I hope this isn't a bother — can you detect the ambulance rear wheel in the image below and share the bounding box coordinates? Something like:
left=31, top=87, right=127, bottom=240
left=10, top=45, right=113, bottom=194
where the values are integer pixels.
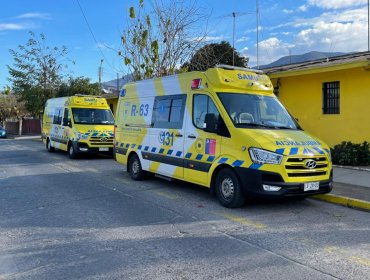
left=129, top=154, right=146, bottom=180
left=215, top=168, right=245, bottom=208
left=47, top=138, right=55, bottom=152
left=68, top=143, right=78, bottom=159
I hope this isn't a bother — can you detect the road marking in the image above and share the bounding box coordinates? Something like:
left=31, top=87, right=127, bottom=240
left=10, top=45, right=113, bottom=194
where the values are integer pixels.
left=350, top=256, right=370, bottom=267
left=153, top=190, right=179, bottom=200
left=218, top=213, right=267, bottom=229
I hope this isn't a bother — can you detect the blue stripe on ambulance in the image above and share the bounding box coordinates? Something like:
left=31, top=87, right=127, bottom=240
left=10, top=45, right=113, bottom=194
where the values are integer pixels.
left=218, top=157, right=228, bottom=164
left=196, top=154, right=203, bottom=160
left=232, top=160, right=244, bottom=167
left=207, top=156, right=215, bottom=162
left=249, top=163, right=263, bottom=169
left=289, top=147, right=298, bottom=155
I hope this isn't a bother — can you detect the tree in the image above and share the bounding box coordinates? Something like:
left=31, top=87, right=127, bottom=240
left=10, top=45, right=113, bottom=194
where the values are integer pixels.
left=0, top=92, right=27, bottom=127
left=119, top=0, right=208, bottom=80
left=57, top=76, right=100, bottom=97
left=7, top=32, right=70, bottom=116
left=185, top=41, right=248, bottom=72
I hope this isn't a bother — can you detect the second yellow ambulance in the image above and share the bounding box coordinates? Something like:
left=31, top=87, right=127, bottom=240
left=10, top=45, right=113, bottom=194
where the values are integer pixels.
left=114, top=65, right=333, bottom=208
left=42, top=95, right=115, bottom=158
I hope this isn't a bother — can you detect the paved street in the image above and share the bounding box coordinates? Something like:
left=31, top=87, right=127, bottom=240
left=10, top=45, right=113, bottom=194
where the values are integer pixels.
left=0, top=139, right=369, bottom=280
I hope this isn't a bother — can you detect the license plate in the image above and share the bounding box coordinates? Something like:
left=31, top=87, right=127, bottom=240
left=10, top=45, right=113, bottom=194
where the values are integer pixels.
left=99, top=147, right=109, bottom=152
left=304, top=182, right=319, bottom=191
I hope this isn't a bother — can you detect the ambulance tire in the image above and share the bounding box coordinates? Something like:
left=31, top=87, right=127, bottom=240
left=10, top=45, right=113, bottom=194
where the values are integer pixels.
left=46, top=138, right=55, bottom=152
left=128, top=154, right=146, bottom=180
left=215, top=168, right=245, bottom=208
left=68, top=142, right=78, bottom=159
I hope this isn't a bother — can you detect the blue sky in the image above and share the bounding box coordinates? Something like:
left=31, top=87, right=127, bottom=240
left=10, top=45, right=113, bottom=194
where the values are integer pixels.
left=1, top=0, right=369, bottom=87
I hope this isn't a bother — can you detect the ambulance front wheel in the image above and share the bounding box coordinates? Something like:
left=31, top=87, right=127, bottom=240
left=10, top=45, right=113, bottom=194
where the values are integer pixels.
left=128, top=154, right=146, bottom=180
left=46, top=138, right=55, bottom=152
left=215, top=168, right=245, bottom=208
left=68, top=142, right=78, bottom=159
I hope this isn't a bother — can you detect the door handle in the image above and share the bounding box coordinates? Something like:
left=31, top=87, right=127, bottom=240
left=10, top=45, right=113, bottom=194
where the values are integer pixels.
left=176, top=133, right=183, bottom=137
left=188, top=134, right=196, bottom=139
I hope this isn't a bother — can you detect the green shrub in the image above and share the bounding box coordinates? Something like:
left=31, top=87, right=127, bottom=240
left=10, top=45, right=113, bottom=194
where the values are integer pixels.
left=331, top=141, right=370, bottom=166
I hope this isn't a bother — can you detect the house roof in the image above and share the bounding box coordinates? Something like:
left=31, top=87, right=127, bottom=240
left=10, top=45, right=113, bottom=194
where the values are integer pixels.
left=264, top=51, right=370, bottom=78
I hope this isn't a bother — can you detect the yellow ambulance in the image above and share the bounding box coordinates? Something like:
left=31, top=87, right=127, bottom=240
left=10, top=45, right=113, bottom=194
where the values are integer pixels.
left=114, top=65, right=333, bottom=208
left=42, top=95, right=115, bottom=158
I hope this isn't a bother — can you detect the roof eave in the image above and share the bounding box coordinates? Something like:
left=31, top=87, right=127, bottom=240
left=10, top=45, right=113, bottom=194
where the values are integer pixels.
left=267, top=60, right=370, bottom=79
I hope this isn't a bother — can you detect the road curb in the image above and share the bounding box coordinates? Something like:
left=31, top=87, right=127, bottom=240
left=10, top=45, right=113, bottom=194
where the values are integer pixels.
left=312, top=194, right=370, bottom=212
left=333, top=165, right=370, bottom=172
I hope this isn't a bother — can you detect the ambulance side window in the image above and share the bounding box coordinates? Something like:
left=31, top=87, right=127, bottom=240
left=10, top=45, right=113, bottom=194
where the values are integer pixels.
left=193, top=94, right=220, bottom=129
left=152, top=94, right=186, bottom=129
left=53, top=108, right=63, bottom=125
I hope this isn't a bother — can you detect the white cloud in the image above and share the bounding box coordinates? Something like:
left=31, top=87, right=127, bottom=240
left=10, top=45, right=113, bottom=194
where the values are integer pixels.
left=17, top=12, right=51, bottom=20
left=0, top=23, right=26, bottom=31
left=242, top=37, right=295, bottom=66
left=298, top=5, right=308, bottom=12
left=247, top=5, right=368, bottom=67
left=307, top=0, right=367, bottom=9
left=282, top=9, right=294, bottom=14
left=236, top=36, right=249, bottom=43
left=296, top=20, right=367, bottom=52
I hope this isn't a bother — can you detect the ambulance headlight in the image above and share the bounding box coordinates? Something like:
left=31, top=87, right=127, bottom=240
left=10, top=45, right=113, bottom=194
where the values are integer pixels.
left=249, top=148, right=283, bottom=165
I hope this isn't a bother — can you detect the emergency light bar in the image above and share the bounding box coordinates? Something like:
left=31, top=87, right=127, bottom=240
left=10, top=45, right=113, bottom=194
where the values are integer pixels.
left=215, top=64, right=264, bottom=74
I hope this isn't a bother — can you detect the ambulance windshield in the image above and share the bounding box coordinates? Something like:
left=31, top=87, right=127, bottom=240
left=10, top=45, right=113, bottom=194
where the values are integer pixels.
left=218, top=93, right=300, bottom=130
left=72, top=108, right=114, bottom=125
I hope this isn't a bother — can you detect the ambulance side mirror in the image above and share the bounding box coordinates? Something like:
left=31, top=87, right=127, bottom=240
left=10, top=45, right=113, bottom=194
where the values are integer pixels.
left=204, top=113, right=218, bottom=133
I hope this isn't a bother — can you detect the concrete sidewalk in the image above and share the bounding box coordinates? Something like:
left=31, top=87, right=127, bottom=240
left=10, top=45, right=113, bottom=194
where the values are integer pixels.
left=312, top=166, right=370, bottom=211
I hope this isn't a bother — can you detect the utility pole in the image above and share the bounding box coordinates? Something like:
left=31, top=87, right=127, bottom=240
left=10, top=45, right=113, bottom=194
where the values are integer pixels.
left=98, top=59, right=104, bottom=91
left=367, top=0, right=370, bottom=51
left=116, top=73, right=120, bottom=93
left=232, top=12, right=236, bottom=66
left=256, top=0, right=259, bottom=69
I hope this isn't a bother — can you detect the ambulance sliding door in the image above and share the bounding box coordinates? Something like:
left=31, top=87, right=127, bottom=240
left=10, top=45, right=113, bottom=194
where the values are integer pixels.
left=184, top=93, right=222, bottom=186
left=148, top=94, right=186, bottom=179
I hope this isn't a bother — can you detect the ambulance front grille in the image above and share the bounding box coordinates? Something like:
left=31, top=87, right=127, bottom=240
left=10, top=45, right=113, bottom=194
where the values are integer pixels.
left=285, top=156, right=328, bottom=178
left=89, top=136, right=114, bottom=146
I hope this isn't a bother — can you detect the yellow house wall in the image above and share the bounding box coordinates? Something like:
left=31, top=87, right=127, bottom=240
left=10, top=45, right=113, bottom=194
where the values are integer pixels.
left=271, top=67, right=370, bottom=147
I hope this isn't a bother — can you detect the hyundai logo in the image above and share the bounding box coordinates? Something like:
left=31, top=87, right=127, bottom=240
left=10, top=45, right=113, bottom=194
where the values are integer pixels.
left=305, top=159, right=317, bottom=169
left=100, top=137, right=107, bottom=142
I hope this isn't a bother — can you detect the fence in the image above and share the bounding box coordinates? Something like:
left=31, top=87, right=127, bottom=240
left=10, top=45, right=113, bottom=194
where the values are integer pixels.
left=5, top=119, right=41, bottom=135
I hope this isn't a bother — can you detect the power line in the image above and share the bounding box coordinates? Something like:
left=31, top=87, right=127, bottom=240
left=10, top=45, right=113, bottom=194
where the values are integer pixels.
left=74, top=0, right=119, bottom=75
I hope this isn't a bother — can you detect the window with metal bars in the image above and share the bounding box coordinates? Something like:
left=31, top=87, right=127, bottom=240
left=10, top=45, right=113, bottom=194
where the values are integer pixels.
left=322, top=81, right=340, bottom=114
